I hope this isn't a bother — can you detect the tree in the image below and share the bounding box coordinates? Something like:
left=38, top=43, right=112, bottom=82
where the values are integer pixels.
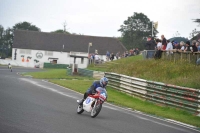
left=118, top=12, right=158, bottom=50
left=51, top=21, right=71, bottom=34
left=0, top=25, right=13, bottom=58
left=0, top=22, right=41, bottom=57
left=13, top=21, right=41, bottom=31
left=189, top=28, right=200, bottom=40
left=51, top=29, right=70, bottom=34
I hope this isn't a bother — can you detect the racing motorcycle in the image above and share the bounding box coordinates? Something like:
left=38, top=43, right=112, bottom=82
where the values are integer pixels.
left=76, top=87, right=107, bottom=118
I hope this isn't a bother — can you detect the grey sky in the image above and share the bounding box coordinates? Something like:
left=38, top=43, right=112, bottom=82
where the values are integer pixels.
left=0, top=0, right=200, bottom=39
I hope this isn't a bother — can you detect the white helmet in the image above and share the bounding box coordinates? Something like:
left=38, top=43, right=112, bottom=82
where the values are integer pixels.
left=100, top=77, right=108, bottom=87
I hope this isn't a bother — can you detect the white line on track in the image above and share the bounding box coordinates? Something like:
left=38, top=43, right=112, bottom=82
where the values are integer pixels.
left=20, top=78, right=78, bottom=99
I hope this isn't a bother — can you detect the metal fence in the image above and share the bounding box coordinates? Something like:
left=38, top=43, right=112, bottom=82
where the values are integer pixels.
left=105, top=72, right=200, bottom=116
left=142, top=50, right=200, bottom=64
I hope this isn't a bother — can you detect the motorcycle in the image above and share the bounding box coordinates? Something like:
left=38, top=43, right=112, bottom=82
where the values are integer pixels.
left=76, top=87, right=107, bottom=118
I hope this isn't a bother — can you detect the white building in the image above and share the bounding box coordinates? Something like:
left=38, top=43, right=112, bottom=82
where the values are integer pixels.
left=12, top=30, right=127, bottom=68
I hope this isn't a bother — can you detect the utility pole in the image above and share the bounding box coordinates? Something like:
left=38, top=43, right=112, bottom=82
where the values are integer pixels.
left=63, top=21, right=67, bottom=32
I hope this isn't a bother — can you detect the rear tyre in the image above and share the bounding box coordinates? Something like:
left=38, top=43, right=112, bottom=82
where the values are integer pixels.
left=91, top=103, right=102, bottom=118
left=77, top=105, right=84, bottom=114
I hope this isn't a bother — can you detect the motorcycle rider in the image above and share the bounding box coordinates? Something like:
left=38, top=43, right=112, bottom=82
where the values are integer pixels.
left=79, top=77, right=108, bottom=105
left=8, top=63, right=12, bottom=72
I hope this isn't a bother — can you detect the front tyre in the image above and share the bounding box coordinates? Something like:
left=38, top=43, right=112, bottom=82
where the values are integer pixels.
left=77, top=105, right=84, bottom=114
left=91, top=103, right=102, bottom=118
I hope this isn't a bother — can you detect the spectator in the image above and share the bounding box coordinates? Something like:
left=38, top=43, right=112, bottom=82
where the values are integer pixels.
left=125, top=51, right=129, bottom=57
left=197, top=42, right=200, bottom=52
left=161, top=35, right=167, bottom=50
left=154, top=39, right=162, bottom=59
left=110, top=53, right=114, bottom=61
left=180, top=41, right=185, bottom=51
left=135, top=48, right=139, bottom=55
left=166, top=40, right=173, bottom=54
left=94, top=53, right=100, bottom=64
left=145, top=36, right=156, bottom=58
left=116, top=52, right=119, bottom=59
left=129, top=49, right=134, bottom=56
left=106, top=51, right=110, bottom=61
left=88, top=53, right=92, bottom=64
left=156, top=39, right=162, bottom=50
left=171, top=40, right=175, bottom=49
left=184, top=41, right=191, bottom=52
left=191, top=40, right=198, bottom=53
left=173, top=41, right=181, bottom=49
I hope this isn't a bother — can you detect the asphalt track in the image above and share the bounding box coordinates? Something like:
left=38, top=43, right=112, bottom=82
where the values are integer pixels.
left=0, top=66, right=199, bottom=133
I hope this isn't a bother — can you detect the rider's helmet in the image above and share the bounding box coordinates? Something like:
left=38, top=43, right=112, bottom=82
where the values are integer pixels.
left=100, top=77, right=108, bottom=88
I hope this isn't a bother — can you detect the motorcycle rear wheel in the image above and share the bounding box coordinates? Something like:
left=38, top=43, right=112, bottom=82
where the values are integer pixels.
left=91, top=103, right=102, bottom=118
left=77, top=105, right=84, bottom=114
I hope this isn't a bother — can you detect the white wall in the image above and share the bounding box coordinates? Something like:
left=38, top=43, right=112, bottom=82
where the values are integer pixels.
left=11, top=48, right=106, bottom=68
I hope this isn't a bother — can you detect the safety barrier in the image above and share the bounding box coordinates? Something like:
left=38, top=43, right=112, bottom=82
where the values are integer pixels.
left=105, top=72, right=147, bottom=98
left=105, top=72, right=200, bottom=115
left=44, top=63, right=69, bottom=69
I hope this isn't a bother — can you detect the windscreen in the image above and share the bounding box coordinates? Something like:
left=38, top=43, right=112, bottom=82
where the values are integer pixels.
left=96, top=87, right=107, bottom=101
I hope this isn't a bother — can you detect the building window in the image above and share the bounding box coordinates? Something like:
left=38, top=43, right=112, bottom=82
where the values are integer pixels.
left=20, top=49, right=31, bottom=55
left=45, top=51, right=53, bottom=56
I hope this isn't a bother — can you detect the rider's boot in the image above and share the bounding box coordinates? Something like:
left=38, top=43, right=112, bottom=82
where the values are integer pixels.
left=79, top=99, right=85, bottom=105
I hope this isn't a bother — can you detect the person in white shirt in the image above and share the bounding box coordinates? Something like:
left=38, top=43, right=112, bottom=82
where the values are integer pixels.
left=154, top=39, right=162, bottom=59
left=166, top=40, right=173, bottom=54
left=94, top=53, right=100, bottom=64
left=180, top=41, right=185, bottom=51
left=157, top=40, right=162, bottom=50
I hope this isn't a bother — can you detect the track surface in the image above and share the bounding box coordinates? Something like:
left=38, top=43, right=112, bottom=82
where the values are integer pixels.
left=0, top=66, right=199, bottom=133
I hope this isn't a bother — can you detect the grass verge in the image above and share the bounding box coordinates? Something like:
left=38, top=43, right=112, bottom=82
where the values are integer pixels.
left=22, top=69, right=200, bottom=127
left=88, top=55, right=200, bottom=89
left=49, top=79, right=200, bottom=127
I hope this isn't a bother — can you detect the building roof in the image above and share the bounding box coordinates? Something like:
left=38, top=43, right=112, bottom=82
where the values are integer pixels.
left=13, top=30, right=127, bottom=55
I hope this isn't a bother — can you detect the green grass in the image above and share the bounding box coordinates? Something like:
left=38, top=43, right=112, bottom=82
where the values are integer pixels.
left=21, top=58, right=200, bottom=127
left=88, top=55, right=200, bottom=89
left=23, top=69, right=95, bottom=80
left=48, top=79, right=200, bottom=127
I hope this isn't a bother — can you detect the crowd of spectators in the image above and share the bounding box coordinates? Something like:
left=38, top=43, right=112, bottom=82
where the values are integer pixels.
left=88, top=48, right=140, bottom=64
left=145, top=34, right=200, bottom=59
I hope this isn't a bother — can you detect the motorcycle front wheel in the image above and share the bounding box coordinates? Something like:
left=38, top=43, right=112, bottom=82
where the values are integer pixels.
left=91, top=103, right=102, bottom=118
left=77, top=104, right=84, bottom=114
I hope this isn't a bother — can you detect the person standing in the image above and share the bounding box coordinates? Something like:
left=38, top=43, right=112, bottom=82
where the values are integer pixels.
left=184, top=41, right=191, bottom=52
left=116, top=52, right=119, bottom=59
left=154, top=39, right=162, bottom=59
left=191, top=40, right=198, bottom=53
left=145, top=36, right=156, bottom=58
left=166, top=40, right=173, bottom=54
left=94, top=53, right=100, bottom=64
left=110, top=53, right=114, bottom=61
left=106, top=51, right=110, bottom=61
left=197, top=42, right=200, bottom=52
left=161, top=35, right=167, bottom=50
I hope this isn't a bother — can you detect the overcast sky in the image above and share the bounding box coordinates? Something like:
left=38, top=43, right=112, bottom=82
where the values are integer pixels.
left=0, top=0, right=200, bottom=39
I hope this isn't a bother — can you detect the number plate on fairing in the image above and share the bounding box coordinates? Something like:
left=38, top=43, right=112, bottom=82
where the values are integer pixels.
left=83, top=97, right=95, bottom=112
